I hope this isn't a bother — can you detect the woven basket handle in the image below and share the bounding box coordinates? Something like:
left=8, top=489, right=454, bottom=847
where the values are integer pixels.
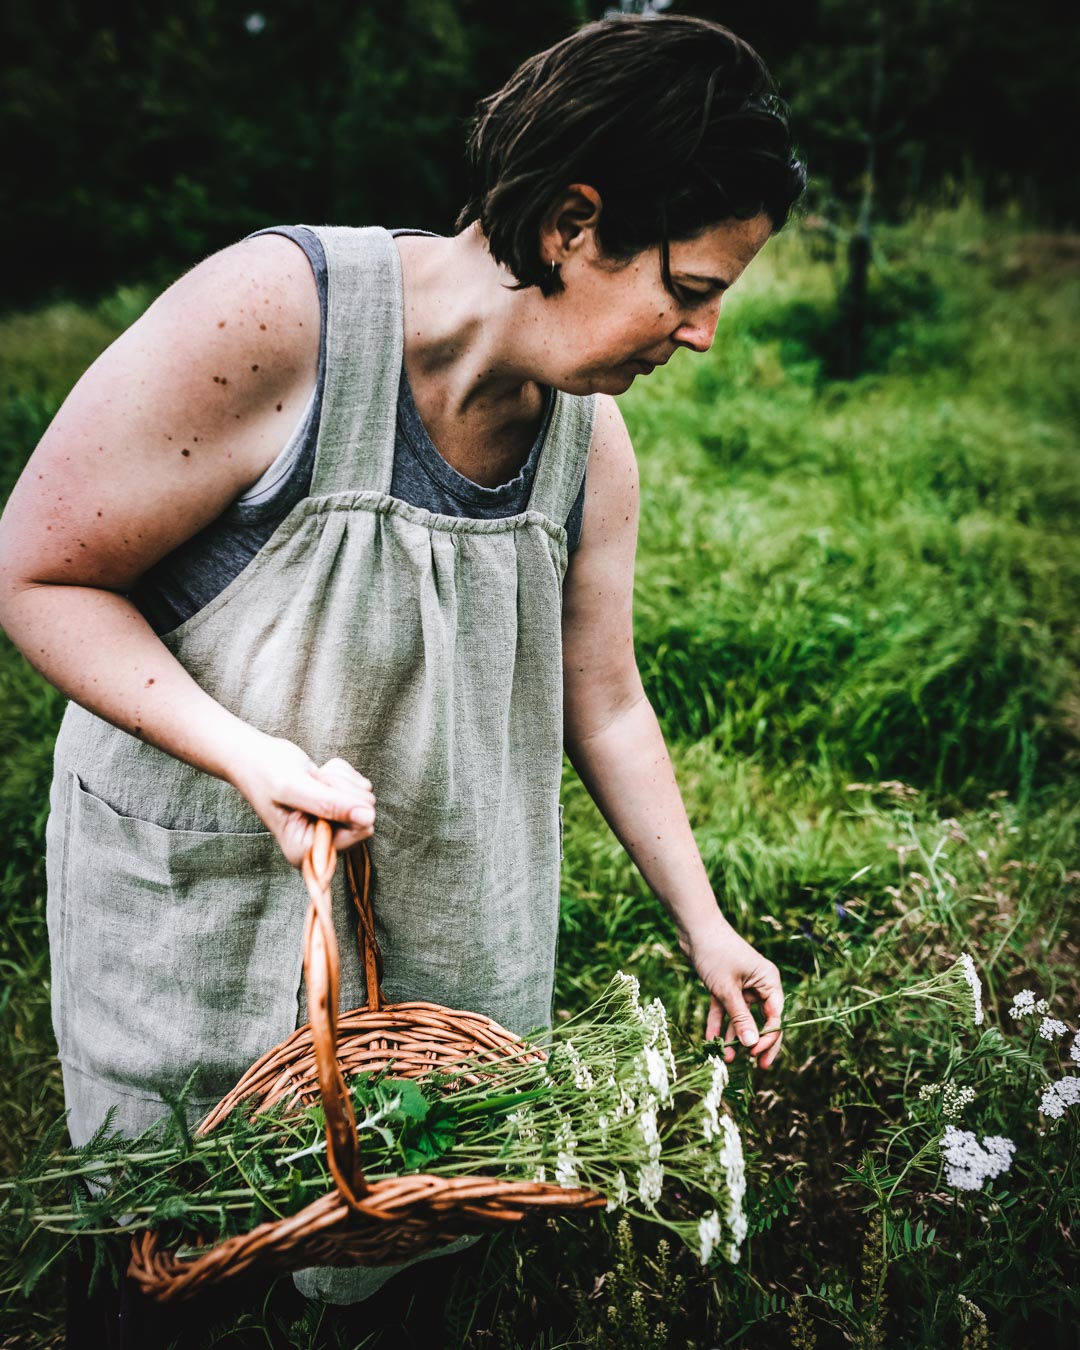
left=301, top=822, right=381, bottom=1212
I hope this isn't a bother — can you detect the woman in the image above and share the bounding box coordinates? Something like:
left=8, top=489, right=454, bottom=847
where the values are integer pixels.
left=0, top=9, right=803, bottom=1325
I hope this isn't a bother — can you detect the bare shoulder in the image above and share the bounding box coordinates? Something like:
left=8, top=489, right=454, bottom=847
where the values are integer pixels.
left=0, top=233, right=322, bottom=592
left=590, top=393, right=635, bottom=463
left=562, top=396, right=640, bottom=695
left=131, top=231, right=321, bottom=411
left=578, top=394, right=639, bottom=549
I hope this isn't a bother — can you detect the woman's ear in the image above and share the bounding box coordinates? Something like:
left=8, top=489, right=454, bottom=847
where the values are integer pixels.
left=540, top=184, right=603, bottom=265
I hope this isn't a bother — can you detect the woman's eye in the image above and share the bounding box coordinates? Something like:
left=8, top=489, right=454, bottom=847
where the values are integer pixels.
left=677, top=287, right=711, bottom=306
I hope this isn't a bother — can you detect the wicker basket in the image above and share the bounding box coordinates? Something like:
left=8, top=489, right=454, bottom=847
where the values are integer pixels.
left=128, top=821, right=604, bottom=1302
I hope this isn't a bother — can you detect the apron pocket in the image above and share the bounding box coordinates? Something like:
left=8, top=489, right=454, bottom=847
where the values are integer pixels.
left=55, top=772, right=305, bottom=1104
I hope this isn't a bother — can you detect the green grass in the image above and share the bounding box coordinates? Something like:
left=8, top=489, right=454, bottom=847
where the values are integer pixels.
left=1, top=200, right=1078, bottom=1346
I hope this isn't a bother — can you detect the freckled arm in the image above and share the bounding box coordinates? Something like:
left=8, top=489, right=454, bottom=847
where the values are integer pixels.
left=0, top=236, right=313, bottom=765
left=0, top=236, right=377, bottom=862
left=562, top=395, right=784, bottom=1066
left=562, top=396, right=726, bottom=948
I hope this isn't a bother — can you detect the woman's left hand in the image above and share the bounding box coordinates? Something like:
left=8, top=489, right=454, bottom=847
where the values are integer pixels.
left=683, top=913, right=784, bottom=1070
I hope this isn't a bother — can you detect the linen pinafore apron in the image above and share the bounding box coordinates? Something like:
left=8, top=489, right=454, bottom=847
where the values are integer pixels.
left=45, top=225, right=595, bottom=1300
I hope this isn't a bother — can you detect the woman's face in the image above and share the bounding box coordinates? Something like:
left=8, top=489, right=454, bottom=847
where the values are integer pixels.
left=538, top=211, right=773, bottom=396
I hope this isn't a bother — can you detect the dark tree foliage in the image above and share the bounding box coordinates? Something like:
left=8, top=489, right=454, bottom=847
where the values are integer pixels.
left=1, top=0, right=1075, bottom=310
left=677, top=0, right=1077, bottom=220
left=0, top=0, right=586, bottom=307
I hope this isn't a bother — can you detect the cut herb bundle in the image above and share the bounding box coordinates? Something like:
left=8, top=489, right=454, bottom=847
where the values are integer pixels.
left=2, top=973, right=746, bottom=1290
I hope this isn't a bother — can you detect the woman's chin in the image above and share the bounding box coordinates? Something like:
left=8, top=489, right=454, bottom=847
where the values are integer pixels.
left=580, top=371, right=639, bottom=396
left=546, top=363, right=641, bottom=396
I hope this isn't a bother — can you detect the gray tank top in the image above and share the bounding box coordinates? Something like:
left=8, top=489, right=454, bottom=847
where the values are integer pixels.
left=132, top=226, right=587, bottom=634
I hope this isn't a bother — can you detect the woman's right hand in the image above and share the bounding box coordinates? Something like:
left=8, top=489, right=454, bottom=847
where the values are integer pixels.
left=230, top=734, right=376, bottom=867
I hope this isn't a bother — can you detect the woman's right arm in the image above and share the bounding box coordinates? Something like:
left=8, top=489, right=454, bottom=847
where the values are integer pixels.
left=0, top=234, right=375, bottom=865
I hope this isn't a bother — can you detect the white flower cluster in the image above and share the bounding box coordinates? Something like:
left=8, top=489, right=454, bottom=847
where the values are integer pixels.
left=1038, top=1017, right=1070, bottom=1041
left=612, top=970, right=642, bottom=1008
left=698, top=1210, right=722, bottom=1265
left=555, top=1153, right=579, bottom=1187
left=610, top=1077, right=636, bottom=1122
left=535, top=973, right=748, bottom=1267
left=957, top=1293, right=987, bottom=1325
left=1008, top=988, right=1049, bottom=1020
left=1039, top=1075, right=1080, bottom=1119
left=640, top=1044, right=672, bottom=1103
left=959, top=953, right=984, bottom=1026
left=918, top=1081, right=976, bottom=1119
left=553, top=1109, right=580, bottom=1189
left=634, top=1097, right=665, bottom=1210
left=638, top=1100, right=661, bottom=1160
left=1071, top=1034, right=1080, bottom=1067
left=701, top=1055, right=730, bottom=1143
left=716, top=1114, right=748, bottom=1261
left=637, top=999, right=678, bottom=1104
left=637, top=1161, right=664, bottom=1208
left=508, top=1107, right=539, bottom=1148
left=940, top=1125, right=1015, bottom=1191
left=605, top=1169, right=630, bottom=1213
left=562, top=1041, right=595, bottom=1090
left=611, top=972, right=677, bottom=1104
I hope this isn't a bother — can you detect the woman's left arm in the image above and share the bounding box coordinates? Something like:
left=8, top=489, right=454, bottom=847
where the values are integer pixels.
left=562, top=395, right=783, bottom=1069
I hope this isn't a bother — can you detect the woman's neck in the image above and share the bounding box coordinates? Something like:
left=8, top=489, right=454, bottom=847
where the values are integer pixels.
left=394, top=224, right=547, bottom=426
left=392, top=225, right=553, bottom=484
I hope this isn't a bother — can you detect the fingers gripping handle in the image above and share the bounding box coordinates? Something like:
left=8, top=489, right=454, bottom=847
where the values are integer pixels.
left=301, top=822, right=368, bottom=1210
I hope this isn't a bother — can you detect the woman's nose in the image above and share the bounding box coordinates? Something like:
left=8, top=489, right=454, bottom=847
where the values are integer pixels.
left=673, top=304, right=722, bottom=353
left=669, top=297, right=723, bottom=353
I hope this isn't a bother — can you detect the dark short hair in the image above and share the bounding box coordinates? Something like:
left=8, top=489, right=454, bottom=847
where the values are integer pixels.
left=456, top=14, right=806, bottom=296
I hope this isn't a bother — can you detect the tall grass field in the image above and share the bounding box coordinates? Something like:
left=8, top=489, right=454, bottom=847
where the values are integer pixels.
left=1, top=201, right=1077, bottom=1346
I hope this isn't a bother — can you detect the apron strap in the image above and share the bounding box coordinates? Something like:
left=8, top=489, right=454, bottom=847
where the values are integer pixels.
left=304, top=225, right=402, bottom=497
left=527, top=391, right=597, bottom=529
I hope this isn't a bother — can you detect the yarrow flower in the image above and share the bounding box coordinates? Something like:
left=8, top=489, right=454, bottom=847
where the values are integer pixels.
left=555, top=1151, right=579, bottom=1187
left=641, top=1044, right=672, bottom=1103
left=508, top=1108, right=538, bottom=1146
left=637, top=1160, right=664, bottom=1209
left=642, top=999, right=678, bottom=1088
left=1038, top=1017, right=1069, bottom=1041
left=614, top=1082, right=636, bottom=1121
left=562, top=1040, right=595, bottom=1090
left=1039, top=1075, right=1080, bottom=1119
left=919, top=1081, right=975, bottom=1119
left=638, top=1099, right=661, bottom=1161
left=605, top=1169, right=629, bottom=1213
left=940, top=1126, right=1015, bottom=1191
left=1070, top=1034, right=1080, bottom=1067
left=958, top=953, right=984, bottom=1026
left=701, top=1055, right=729, bottom=1143
left=716, top=1114, right=747, bottom=1259
left=1008, top=988, right=1049, bottom=1020
left=957, top=1293, right=987, bottom=1325
left=698, top=1210, right=722, bottom=1265
left=552, top=1110, right=579, bottom=1188
left=613, top=970, right=643, bottom=1014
